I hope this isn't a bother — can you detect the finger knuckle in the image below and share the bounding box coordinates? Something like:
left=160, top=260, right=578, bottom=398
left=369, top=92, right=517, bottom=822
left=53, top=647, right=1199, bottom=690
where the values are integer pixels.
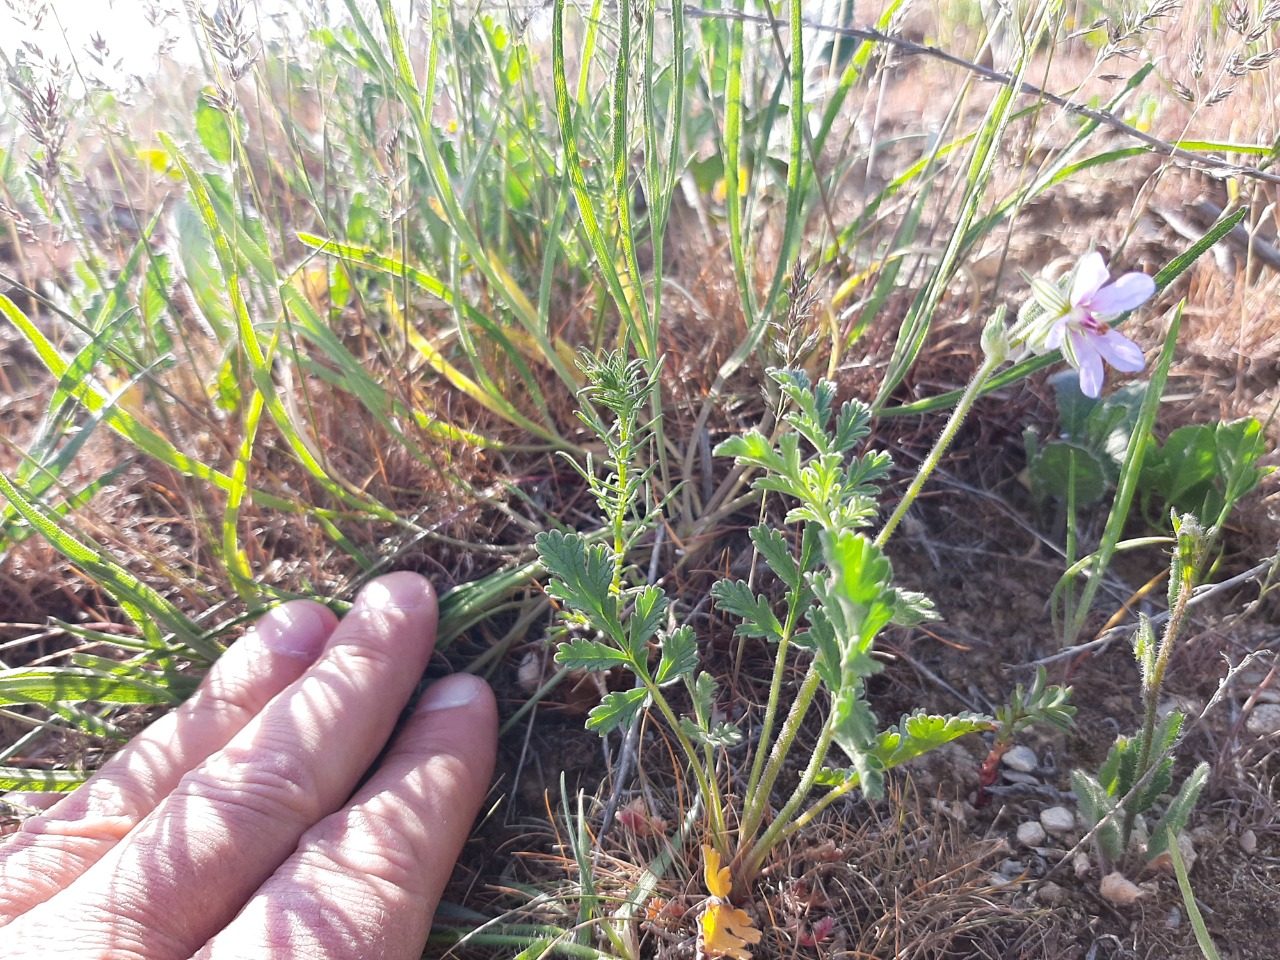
left=303, top=805, right=423, bottom=893
left=179, top=742, right=319, bottom=825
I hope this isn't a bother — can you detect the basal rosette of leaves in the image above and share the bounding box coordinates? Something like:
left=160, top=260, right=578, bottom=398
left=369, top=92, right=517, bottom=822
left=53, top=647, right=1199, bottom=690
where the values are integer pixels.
left=536, top=358, right=1074, bottom=953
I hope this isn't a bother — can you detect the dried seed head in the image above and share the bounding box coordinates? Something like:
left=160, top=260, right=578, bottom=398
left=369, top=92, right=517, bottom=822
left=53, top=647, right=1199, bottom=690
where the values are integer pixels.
left=2, top=0, right=49, bottom=31
left=1189, top=38, right=1204, bottom=79
left=198, top=0, right=259, bottom=85
left=1243, top=49, right=1280, bottom=73
left=6, top=52, right=70, bottom=192
left=768, top=260, right=822, bottom=370
left=1227, top=0, right=1251, bottom=34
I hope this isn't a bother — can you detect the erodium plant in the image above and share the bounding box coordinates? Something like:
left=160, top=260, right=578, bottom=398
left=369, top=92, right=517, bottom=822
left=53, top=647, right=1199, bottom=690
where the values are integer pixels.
left=1070, top=514, right=1212, bottom=870
left=536, top=354, right=1073, bottom=946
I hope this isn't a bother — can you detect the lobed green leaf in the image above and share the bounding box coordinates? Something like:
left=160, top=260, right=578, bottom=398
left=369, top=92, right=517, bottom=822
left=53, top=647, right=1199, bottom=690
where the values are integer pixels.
left=586, top=687, right=650, bottom=735
left=554, top=639, right=630, bottom=672
left=710, top=580, right=784, bottom=643
left=655, top=626, right=698, bottom=686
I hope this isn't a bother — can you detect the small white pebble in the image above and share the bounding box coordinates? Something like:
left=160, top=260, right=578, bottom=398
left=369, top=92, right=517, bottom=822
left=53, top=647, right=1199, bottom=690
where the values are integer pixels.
left=1002, top=744, right=1039, bottom=772
left=1003, top=770, right=1039, bottom=785
left=1246, top=703, right=1280, bottom=737
left=1035, top=881, right=1064, bottom=906
left=1073, top=852, right=1092, bottom=879
left=1040, top=805, right=1076, bottom=836
left=1164, top=907, right=1182, bottom=930
left=1100, top=871, right=1145, bottom=906
left=1017, top=821, right=1047, bottom=847
left=1240, top=828, right=1258, bottom=854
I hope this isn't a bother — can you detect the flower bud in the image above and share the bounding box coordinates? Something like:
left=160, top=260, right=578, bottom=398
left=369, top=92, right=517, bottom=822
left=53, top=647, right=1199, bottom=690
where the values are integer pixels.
left=981, top=314, right=1010, bottom=364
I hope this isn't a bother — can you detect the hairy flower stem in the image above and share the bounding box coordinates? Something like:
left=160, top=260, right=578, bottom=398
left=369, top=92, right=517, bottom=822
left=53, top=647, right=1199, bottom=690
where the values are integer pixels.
left=764, top=759, right=866, bottom=851
left=740, top=706, right=838, bottom=882
left=646, top=682, right=730, bottom=850
left=875, top=350, right=1003, bottom=549
left=609, top=424, right=632, bottom=597
left=734, top=662, right=824, bottom=868
left=1124, top=557, right=1194, bottom=840
left=741, top=587, right=804, bottom=809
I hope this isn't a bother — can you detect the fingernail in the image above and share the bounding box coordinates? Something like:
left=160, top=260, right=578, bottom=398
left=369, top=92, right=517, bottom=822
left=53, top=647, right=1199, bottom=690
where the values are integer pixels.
left=418, top=673, right=486, bottom=713
left=256, top=603, right=330, bottom=659
left=354, top=572, right=433, bottom=614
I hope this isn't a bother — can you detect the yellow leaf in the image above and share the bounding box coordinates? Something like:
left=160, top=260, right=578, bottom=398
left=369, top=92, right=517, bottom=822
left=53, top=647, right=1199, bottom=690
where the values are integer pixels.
left=699, top=845, right=761, bottom=960
left=700, top=903, right=762, bottom=960
left=702, top=844, right=733, bottom=900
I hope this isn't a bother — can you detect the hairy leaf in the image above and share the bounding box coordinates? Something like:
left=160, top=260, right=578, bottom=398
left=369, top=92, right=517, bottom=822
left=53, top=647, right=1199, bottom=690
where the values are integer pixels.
left=889, top=588, right=940, bottom=627
left=714, top=431, right=783, bottom=474
left=872, top=711, right=995, bottom=769
left=711, top=579, right=784, bottom=643
left=1147, top=762, right=1210, bottom=861
left=680, top=715, right=744, bottom=748
left=749, top=525, right=801, bottom=592
left=656, top=625, right=699, bottom=685
left=554, top=638, right=630, bottom=672
left=1072, top=769, right=1125, bottom=862
left=627, top=585, right=669, bottom=659
left=586, top=687, right=650, bottom=735
left=536, top=530, right=620, bottom=637
left=831, top=399, right=873, bottom=454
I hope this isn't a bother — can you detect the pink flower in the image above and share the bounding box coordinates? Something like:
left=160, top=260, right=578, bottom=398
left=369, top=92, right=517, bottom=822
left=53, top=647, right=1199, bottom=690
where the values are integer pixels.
left=1019, top=252, right=1156, bottom=398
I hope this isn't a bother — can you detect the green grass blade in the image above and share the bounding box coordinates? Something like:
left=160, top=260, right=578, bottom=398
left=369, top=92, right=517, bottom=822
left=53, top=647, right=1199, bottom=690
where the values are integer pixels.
left=0, top=666, right=181, bottom=707
left=161, top=132, right=398, bottom=522
left=0, top=767, right=86, bottom=792
left=874, top=0, right=1063, bottom=410
left=296, top=235, right=564, bottom=445
left=551, top=0, right=639, bottom=342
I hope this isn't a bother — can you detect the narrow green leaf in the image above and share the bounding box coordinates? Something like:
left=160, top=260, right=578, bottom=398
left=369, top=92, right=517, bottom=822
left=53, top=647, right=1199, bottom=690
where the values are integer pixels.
left=0, top=467, right=213, bottom=659
left=0, top=666, right=180, bottom=706
left=1147, top=762, right=1210, bottom=861
left=0, top=767, right=85, bottom=792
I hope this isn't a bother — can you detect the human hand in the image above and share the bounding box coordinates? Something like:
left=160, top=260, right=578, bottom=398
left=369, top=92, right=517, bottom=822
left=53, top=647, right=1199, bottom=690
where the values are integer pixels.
left=0, top=572, right=497, bottom=959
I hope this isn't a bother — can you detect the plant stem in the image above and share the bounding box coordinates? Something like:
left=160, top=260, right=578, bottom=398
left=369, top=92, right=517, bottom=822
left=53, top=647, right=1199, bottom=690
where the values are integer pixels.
left=1125, top=553, right=1194, bottom=839
left=735, top=662, right=823, bottom=859
left=1062, top=453, right=1079, bottom=639
left=768, top=771, right=860, bottom=846
left=644, top=682, right=729, bottom=852
left=741, top=586, right=803, bottom=812
left=875, top=350, right=1003, bottom=549
left=741, top=707, right=837, bottom=880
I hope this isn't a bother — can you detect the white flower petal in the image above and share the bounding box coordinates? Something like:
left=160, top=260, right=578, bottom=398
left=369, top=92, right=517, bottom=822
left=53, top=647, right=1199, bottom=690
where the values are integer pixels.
left=1086, top=273, right=1156, bottom=317
left=1070, top=329, right=1105, bottom=398
left=1070, top=252, right=1110, bottom=307
left=1045, top=319, right=1067, bottom=350
left=1093, top=329, right=1146, bottom=372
